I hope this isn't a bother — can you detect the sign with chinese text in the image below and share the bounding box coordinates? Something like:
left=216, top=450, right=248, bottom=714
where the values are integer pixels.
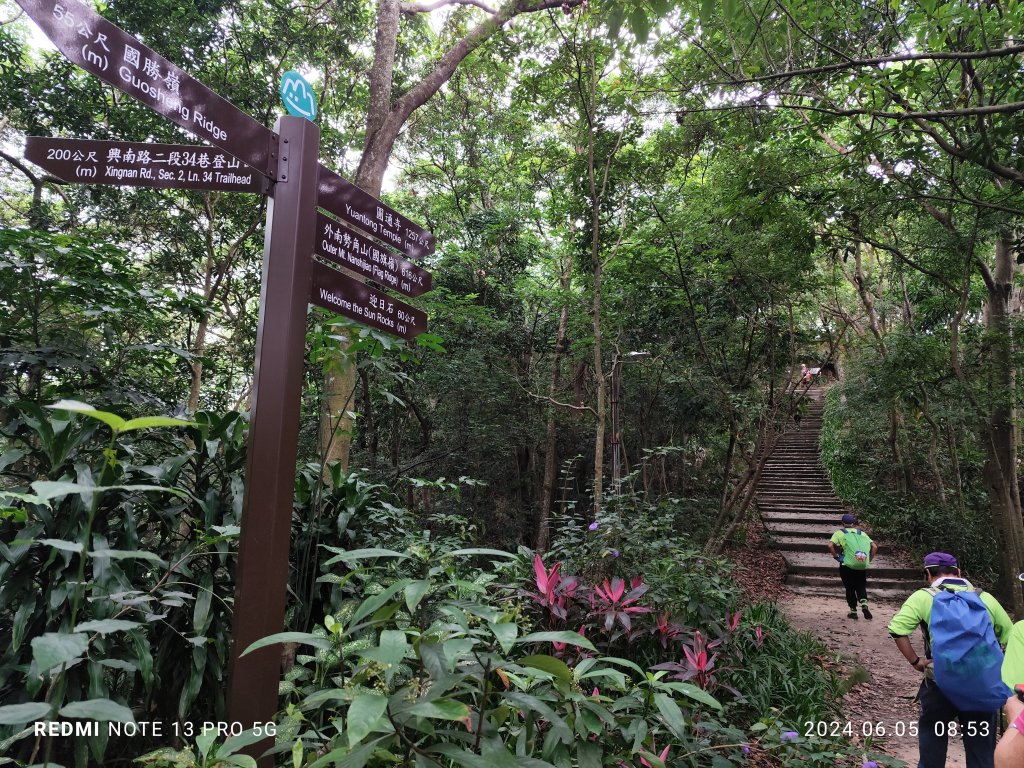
left=318, top=166, right=435, bottom=260
left=25, top=137, right=267, bottom=193
left=309, top=259, right=427, bottom=340
left=14, top=0, right=276, bottom=178
left=314, top=212, right=432, bottom=298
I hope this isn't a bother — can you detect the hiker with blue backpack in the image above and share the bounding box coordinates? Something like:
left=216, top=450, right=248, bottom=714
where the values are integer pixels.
left=828, top=513, right=878, bottom=619
left=888, top=552, right=1014, bottom=768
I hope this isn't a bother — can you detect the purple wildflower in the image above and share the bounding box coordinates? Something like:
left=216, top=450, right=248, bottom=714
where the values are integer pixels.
left=588, top=521, right=599, bottom=531
left=780, top=731, right=798, bottom=743
left=741, top=744, right=750, bottom=755
left=611, top=549, right=620, bottom=557
left=863, top=762, right=878, bottom=768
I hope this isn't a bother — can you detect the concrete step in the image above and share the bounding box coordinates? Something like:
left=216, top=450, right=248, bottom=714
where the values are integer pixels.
left=770, top=536, right=890, bottom=554
left=762, top=515, right=842, bottom=526
left=785, top=583, right=917, bottom=602
left=786, top=574, right=922, bottom=594
left=761, top=503, right=840, bottom=512
left=761, top=487, right=839, bottom=493
left=759, top=506, right=847, bottom=516
left=760, top=473, right=829, bottom=478
left=767, top=525, right=847, bottom=537
left=784, top=554, right=920, bottom=580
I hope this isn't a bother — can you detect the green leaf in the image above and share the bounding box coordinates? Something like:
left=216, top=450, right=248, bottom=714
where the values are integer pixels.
left=307, top=738, right=384, bottom=768
left=488, top=621, right=518, bottom=655
left=73, top=619, right=143, bottom=635
left=518, top=655, right=572, bottom=683
left=38, top=538, right=83, bottom=553
left=404, top=580, right=432, bottom=613
left=219, top=756, right=258, bottom=768
left=321, top=547, right=409, bottom=566
left=502, top=691, right=572, bottom=743
left=406, top=700, right=470, bottom=720
left=0, top=702, right=53, bottom=725
left=240, top=632, right=332, bottom=657
left=31, top=481, right=188, bottom=502
left=59, top=698, right=134, bottom=722
left=196, top=723, right=217, bottom=759
left=653, top=693, right=687, bottom=738
left=699, top=0, right=716, bottom=27
left=91, top=549, right=167, bottom=565
left=596, top=656, right=645, bottom=675
left=219, top=727, right=273, bottom=757
left=448, top=548, right=516, bottom=558
left=578, top=741, right=602, bottom=768
left=346, top=693, right=388, bottom=747
left=349, top=579, right=410, bottom=628
left=628, top=7, right=651, bottom=42
left=98, top=659, right=138, bottom=672
left=48, top=400, right=126, bottom=432
left=120, top=416, right=196, bottom=432
left=517, top=631, right=596, bottom=652
left=359, top=630, right=409, bottom=682
left=194, top=576, right=214, bottom=634
left=606, top=4, right=626, bottom=38
left=428, top=745, right=498, bottom=768
left=638, top=750, right=665, bottom=768
left=659, top=682, right=723, bottom=710
left=32, top=632, right=89, bottom=674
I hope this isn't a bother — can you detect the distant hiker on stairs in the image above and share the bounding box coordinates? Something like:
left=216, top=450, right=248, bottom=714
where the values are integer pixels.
left=827, top=513, right=877, bottom=619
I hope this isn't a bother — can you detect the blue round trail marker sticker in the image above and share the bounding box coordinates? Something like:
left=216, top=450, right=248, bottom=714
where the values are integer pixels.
left=280, top=70, right=317, bottom=121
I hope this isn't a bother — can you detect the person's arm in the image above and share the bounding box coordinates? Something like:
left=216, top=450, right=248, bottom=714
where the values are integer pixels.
left=984, top=594, right=1015, bottom=645
left=893, top=635, right=929, bottom=672
left=888, top=590, right=930, bottom=662
left=870, top=540, right=878, bottom=559
left=996, top=695, right=1024, bottom=768
left=828, top=531, right=843, bottom=561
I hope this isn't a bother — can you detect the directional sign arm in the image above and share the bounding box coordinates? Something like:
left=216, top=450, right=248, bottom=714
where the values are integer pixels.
left=25, top=137, right=269, bottom=193
left=317, top=166, right=435, bottom=260
left=14, top=0, right=276, bottom=178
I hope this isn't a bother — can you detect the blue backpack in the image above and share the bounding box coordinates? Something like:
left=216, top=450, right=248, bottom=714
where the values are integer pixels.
left=929, top=582, right=1011, bottom=711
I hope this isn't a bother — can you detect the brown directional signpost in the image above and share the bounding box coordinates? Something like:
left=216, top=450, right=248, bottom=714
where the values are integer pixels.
left=16, top=0, right=434, bottom=763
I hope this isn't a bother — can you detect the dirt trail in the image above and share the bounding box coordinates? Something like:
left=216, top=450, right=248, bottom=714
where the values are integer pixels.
left=782, top=594, right=969, bottom=768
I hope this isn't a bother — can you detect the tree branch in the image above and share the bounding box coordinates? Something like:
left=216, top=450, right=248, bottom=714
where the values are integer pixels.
left=401, top=0, right=496, bottom=12
left=705, top=44, right=1024, bottom=87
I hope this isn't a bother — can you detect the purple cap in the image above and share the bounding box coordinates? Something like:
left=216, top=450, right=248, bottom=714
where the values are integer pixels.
left=924, top=552, right=958, bottom=569
left=841, top=513, right=856, bottom=525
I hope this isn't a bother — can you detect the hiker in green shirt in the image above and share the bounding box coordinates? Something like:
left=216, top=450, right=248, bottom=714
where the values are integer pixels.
left=888, top=552, right=1013, bottom=768
left=827, top=513, right=877, bottom=619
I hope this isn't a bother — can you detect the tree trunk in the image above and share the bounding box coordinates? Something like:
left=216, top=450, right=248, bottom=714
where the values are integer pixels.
left=536, top=261, right=572, bottom=551
left=979, top=234, right=1024, bottom=613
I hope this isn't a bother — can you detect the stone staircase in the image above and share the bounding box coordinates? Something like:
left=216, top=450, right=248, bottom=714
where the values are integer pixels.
left=758, top=387, right=922, bottom=598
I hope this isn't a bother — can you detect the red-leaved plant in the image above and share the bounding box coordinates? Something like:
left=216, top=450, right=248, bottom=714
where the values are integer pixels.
left=522, top=554, right=579, bottom=626
left=588, top=576, right=652, bottom=635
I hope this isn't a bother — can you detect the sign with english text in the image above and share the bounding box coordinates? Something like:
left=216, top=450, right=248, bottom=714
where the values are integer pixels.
left=309, top=259, right=427, bottom=340
left=25, top=136, right=268, bottom=193
left=313, top=212, right=432, bottom=298
left=317, top=166, right=435, bottom=260
left=14, top=0, right=277, bottom=178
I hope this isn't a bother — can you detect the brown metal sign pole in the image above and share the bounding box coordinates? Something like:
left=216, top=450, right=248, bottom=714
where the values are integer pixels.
left=226, top=115, right=319, bottom=764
